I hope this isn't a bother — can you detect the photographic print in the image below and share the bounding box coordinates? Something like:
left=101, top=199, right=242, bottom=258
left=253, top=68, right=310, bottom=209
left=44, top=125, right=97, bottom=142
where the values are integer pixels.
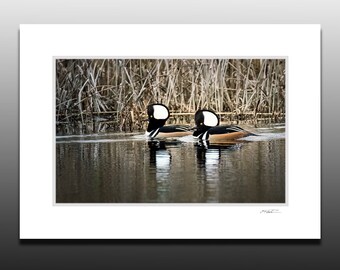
left=20, top=25, right=320, bottom=238
left=55, top=58, right=286, bottom=204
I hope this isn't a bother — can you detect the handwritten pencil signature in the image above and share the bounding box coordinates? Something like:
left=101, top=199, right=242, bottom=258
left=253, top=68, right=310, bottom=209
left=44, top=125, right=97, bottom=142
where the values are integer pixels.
left=260, top=209, right=281, bottom=214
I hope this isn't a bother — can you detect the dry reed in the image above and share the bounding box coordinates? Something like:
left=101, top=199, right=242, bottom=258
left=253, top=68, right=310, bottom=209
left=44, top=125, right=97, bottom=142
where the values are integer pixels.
left=56, top=59, right=285, bottom=134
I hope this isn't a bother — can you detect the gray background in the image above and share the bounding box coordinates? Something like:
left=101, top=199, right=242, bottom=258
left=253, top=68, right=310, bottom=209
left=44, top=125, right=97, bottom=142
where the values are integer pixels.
left=0, top=0, right=336, bottom=268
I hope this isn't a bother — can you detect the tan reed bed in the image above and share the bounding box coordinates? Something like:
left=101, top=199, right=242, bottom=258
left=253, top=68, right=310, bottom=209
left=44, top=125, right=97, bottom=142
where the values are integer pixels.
left=56, top=59, right=285, bottom=134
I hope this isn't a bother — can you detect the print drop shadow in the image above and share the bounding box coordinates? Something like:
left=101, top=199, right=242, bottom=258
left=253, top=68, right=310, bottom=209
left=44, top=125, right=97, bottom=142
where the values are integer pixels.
left=20, top=238, right=321, bottom=245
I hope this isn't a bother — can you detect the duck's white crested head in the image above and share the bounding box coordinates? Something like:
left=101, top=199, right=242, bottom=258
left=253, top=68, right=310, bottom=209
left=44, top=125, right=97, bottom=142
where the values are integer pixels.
left=146, top=103, right=169, bottom=134
left=202, top=110, right=219, bottom=127
left=152, top=104, right=169, bottom=120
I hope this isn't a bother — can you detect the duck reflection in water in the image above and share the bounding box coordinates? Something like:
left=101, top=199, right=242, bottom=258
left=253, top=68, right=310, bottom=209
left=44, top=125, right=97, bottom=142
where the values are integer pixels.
left=148, top=140, right=180, bottom=182
left=195, top=141, right=243, bottom=178
left=148, top=140, right=168, bottom=166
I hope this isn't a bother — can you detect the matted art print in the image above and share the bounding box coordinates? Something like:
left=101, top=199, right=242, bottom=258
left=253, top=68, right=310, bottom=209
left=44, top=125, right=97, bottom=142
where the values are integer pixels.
left=56, top=58, right=286, bottom=204
left=20, top=25, right=320, bottom=239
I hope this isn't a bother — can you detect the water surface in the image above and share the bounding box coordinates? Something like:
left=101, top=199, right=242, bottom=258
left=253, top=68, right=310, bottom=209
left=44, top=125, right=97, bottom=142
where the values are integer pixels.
left=56, top=125, right=285, bottom=203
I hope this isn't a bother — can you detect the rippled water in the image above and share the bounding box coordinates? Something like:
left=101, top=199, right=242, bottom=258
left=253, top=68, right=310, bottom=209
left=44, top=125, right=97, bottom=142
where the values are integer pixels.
left=56, top=124, right=285, bottom=203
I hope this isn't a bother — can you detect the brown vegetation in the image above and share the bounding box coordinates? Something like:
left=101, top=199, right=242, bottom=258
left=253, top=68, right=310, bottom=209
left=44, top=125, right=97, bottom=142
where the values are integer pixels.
left=56, top=59, right=285, bottom=133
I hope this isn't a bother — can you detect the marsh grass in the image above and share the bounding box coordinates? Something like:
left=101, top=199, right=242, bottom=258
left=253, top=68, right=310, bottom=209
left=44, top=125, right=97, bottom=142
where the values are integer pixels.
left=56, top=59, right=285, bottom=134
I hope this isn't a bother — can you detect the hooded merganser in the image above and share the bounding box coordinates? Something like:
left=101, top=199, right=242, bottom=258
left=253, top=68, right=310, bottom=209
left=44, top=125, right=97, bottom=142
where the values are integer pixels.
left=146, top=103, right=192, bottom=138
left=193, top=109, right=256, bottom=142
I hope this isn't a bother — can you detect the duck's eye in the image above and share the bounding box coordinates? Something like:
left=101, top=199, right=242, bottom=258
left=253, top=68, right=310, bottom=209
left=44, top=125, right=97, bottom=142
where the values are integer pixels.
left=200, top=122, right=203, bottom=125
left=150, top=115, right=153, bottom=118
